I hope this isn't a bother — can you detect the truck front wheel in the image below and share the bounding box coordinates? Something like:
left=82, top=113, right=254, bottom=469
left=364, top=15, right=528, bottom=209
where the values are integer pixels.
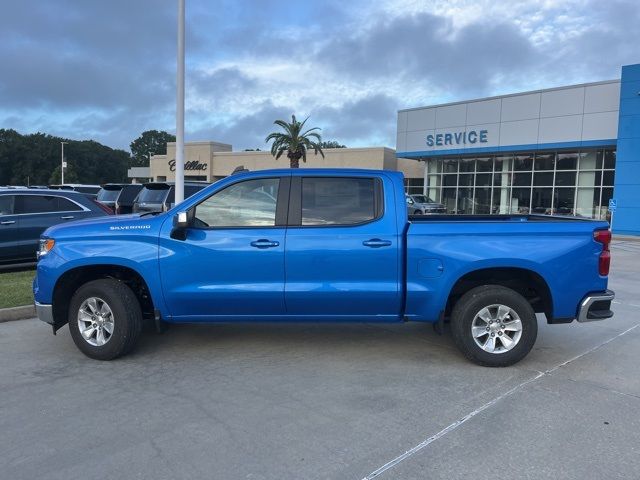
left=68, top=279, right=143, bottom=360
left=450, top=285, right=537, bottom=367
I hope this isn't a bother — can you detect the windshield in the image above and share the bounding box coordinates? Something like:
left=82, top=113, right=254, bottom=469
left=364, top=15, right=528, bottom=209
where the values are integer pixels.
left=97, top=188, right=121, bottom=202
left=411, top=195, right=435, bottom=204
left=137, top=186, right=169, bottom=203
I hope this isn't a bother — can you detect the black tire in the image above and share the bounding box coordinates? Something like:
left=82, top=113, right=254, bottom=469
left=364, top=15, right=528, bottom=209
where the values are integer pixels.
left=450, top=285, right=537, bottom=367
left=68, top=279, right=143, bottom=360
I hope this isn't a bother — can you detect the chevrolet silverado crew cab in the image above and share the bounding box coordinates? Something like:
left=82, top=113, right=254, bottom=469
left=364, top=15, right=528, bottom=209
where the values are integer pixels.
left=33, top=169, right=615, bottom=366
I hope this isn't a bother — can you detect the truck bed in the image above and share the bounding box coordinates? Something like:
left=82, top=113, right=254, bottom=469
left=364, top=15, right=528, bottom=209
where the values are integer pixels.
left=409, top=214, right=599, bottom=223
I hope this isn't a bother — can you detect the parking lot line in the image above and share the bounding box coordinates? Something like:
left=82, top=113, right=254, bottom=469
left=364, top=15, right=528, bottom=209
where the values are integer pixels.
left=361, top=322, right=640, bottom=480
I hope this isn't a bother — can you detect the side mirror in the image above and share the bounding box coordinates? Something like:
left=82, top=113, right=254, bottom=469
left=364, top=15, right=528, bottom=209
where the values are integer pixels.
left=173, top=210, right=190, bottom=229
left=171, top=210, right=192, bottom=240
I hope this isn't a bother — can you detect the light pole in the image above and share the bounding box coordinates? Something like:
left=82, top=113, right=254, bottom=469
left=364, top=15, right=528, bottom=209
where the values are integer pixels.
left=175, top=0, right=185, bottom=203
left=60, top=142, right=68, bottom=184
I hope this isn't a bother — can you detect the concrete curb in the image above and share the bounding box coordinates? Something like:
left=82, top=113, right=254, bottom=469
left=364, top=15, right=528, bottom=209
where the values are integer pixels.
left=0, top=305, right=35, bottom=323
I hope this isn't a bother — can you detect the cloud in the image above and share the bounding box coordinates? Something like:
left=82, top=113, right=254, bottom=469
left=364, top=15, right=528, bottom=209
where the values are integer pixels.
left=0, top=0, right=638, bottom=152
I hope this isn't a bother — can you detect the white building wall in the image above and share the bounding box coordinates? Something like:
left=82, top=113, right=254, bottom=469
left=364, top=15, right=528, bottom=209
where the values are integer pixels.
left=397, top=80, right=620, bottom=155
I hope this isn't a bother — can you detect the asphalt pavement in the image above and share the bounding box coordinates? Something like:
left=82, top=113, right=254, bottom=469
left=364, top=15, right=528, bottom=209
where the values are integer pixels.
left=1, top=241, right=639, bottom=479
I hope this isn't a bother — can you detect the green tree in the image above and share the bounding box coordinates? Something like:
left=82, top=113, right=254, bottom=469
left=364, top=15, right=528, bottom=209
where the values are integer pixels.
left=48, top=164, right=79, bottom=184
left=130, top=130, right=176, bottom=167
left=265, top=115, right=324, bottom=168
left=0, top=129, right=131, bottom=185
left=319, top=140, right=346, bottom=149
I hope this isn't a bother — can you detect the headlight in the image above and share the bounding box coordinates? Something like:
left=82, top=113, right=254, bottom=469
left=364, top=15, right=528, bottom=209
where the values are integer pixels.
left=37, top=238, right=55, bottom=258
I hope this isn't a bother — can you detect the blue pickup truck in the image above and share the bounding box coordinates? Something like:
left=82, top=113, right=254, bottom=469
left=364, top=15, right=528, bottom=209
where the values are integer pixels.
left=33, top=169, right=614, bottom=366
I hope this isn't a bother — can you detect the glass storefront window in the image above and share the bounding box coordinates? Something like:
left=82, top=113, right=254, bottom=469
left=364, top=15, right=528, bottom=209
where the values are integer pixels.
left=604, top=150, right=616, bottom=169
left=408, top=148, right=615, bottom=219
left=602, top=171, right=615, bottom=186
left=511, top=188, right=531, bottom=214
left=427, top=159, right=442, bottom=174
left=457, top=188, right=473, bottom=214
left=494, top=155, right=512, bottom=172
left=460, top=158, right=475, bottom=173
left=459, top=174, right=474, bottom=186
left=476, top=157, right=493, bottom=172
left=443, top=158, right=458, bottom=173
left=534, top=171, right=554, bottom=186
left=513, top=154, right=533, bottom=171
left=492, top=185, right=511, bottom=214
left=474, top=187, right=492, bottom=214
left=576, top=187, right=600, bottom=219
left=535, top=153, right=555, bottom=171
left=554, top=188, right=575, bottom=215
left=556, top=152, right=578, bottom=170
left=513, top=172, right=532, bottom=187
left=555, top=171, right=576, bottom=187
left=578, top=151, right=598, bottom=170
left=441, top=188, right=457, bottom=214
left=475, top=174, right=492, bottom=188
left=532, top=188, right=552, bottom=214
left=443, top=174, right=457, bottom=187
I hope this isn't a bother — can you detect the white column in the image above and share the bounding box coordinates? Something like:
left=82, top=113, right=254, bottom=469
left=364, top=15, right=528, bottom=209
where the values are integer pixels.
left=174, top=0, right=185, bottom=203
left=423, top=159, right=428, bottom=196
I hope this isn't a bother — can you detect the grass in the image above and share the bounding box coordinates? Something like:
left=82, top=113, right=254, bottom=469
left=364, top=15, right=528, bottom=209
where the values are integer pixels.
left=0, top=269, right=35, bottom=309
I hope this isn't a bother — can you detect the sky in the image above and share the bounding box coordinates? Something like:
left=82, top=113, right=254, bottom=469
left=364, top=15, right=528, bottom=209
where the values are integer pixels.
left=0, top=0, right=638, bottom=152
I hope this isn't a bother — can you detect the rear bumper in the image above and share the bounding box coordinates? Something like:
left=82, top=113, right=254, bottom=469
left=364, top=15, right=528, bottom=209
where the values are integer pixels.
left=35, top=302, right=54, bottom=325
left=577, top=290, right=615, bottom=323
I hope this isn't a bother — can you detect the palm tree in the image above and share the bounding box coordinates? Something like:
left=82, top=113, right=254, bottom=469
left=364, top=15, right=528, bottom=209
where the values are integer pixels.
left=265, top=115, right=325, bottom=168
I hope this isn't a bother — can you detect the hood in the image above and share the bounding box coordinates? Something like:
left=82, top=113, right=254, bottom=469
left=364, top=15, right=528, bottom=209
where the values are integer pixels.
left=43, top=212, right=166, bottom=238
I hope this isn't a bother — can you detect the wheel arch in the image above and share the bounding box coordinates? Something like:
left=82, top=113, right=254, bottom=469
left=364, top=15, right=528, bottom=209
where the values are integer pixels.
left=52, top=264, right=156, bottom=332
left=445, top=267, right=553, bottom=322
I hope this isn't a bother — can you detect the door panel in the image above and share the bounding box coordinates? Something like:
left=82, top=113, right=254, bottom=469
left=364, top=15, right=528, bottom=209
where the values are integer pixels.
left=159, top=227, right=286, bottom=318
left=159, top=176, right=289, bottom=320
left=284, top=176, right=402, bottom=318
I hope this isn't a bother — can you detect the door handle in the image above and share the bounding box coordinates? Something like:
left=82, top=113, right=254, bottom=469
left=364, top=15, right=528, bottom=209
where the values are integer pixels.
left=250, top=239, right=280, bottom=249
left=61, top=215, right=75, bottom=220
left=0, top=220, right=16, bottom=225
left=363, top=238, right=392, bottom=248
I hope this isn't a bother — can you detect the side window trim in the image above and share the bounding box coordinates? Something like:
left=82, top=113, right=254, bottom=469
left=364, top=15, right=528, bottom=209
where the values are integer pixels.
left=191, top=176, right=290, bottom=230
left=288, top=176, right=384, bottom=228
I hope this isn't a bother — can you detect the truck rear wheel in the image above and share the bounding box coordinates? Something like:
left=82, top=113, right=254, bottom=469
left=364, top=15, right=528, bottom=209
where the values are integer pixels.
left=68, top=279, right=143, bottom=360
left=450, top=285, right=537, bottom=367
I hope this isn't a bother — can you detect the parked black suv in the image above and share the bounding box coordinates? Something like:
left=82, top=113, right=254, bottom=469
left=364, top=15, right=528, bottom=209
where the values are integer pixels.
left=132, top=181, right=210, bottom=214
left=96, top=183, right=144, bottom=214
left=0, top=190, right=110, bottom=266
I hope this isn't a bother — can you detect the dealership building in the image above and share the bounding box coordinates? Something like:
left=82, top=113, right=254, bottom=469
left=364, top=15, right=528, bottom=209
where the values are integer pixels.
left=131, top=63, right=640, bottom=235
left=396, top=63, right=640, bottom=235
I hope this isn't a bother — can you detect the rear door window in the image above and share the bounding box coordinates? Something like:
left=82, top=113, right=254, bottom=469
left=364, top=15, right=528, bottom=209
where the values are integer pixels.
left=17, top=195, right=58, bottom=213
left=0, top=195, right=15, bottom=215
left=137, top=187, right=169, bottom=203
left=301, top=177, right=378, bottom=226
left=16, top=195, right=83, bottom=213
left=97, top=188, right=122, bottom=202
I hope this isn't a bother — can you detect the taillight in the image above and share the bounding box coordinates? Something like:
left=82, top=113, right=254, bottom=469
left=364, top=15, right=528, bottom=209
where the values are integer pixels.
left=594, top=229, right=611, bottom=276
left=93, top=199, right=115, bottom=215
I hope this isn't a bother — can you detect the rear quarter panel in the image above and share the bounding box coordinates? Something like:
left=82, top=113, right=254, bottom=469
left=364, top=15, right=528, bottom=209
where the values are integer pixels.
left=405, top=219, right=609, bottom=322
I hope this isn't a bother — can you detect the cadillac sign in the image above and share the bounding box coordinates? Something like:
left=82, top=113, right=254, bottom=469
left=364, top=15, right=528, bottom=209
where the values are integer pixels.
left=168, top=159, right=207, bottom=171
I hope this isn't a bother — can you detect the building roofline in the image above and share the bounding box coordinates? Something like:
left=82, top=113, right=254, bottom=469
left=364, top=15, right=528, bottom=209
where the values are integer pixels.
left=213, top=146, right=396, bottom=156
left=398, top=79, right=620, bottom=113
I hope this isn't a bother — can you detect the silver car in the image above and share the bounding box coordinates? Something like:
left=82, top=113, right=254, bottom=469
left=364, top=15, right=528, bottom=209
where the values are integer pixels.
left=406, top=194, right=446, bottom=215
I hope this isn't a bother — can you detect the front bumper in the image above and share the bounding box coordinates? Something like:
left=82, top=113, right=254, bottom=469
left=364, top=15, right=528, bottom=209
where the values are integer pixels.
left=577, top=290, right=615, bottom=322
left=35, top=302, right=54, bottom=325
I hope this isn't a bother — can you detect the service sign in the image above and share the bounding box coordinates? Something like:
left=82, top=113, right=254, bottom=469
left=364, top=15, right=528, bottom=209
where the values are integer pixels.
left=426, top=129, right=489, bottom=147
